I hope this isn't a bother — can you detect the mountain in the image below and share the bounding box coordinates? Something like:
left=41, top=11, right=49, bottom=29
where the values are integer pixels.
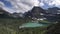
left=0, top=8, right=25, bottom=18
left=46, top=7, right=60, bottom=14
left=45, top=8, right=60, bottom=34
left=24, top=7, right=60, bottom=22
left=42, top=7, right=60, bottom=22
left=12, top=12, right=24, bottom=18
left=24, top=6, right=46, bottom=19
left=0, top=7, right=60, bottom=21
left=0, top=8, right=11, bottom=18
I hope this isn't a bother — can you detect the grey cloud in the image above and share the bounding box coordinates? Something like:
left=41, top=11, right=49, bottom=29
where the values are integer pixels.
left=1, top=0, right=60, bottom=13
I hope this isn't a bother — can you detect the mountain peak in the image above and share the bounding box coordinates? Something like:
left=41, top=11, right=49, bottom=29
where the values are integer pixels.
left=31, top=6, right=45, bottom=13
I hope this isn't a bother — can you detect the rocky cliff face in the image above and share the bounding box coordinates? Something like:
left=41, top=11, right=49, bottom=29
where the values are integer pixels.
left=24, top=6, right=46, bottom=18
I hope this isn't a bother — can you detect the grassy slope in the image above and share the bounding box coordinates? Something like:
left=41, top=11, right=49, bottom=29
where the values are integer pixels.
left=0, top=18, right=47, bottom=34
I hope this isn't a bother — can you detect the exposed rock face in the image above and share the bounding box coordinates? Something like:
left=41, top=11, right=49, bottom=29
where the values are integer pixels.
left=24, top=6, right=46, bottom=18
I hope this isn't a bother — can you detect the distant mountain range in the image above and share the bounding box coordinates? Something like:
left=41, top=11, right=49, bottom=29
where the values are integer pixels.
left=46, top=7, right=60, bottom=14
left=0, top=8, right=24, bottom=18
left=0, top=7, right=60, bottom=22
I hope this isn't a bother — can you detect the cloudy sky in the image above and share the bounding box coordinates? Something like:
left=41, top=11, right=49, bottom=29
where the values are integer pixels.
left=0, top=0, right=60, bottom=13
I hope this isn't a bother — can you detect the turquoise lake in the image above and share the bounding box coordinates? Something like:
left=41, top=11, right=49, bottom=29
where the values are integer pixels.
left=19, top=22, right=49, bottom=28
